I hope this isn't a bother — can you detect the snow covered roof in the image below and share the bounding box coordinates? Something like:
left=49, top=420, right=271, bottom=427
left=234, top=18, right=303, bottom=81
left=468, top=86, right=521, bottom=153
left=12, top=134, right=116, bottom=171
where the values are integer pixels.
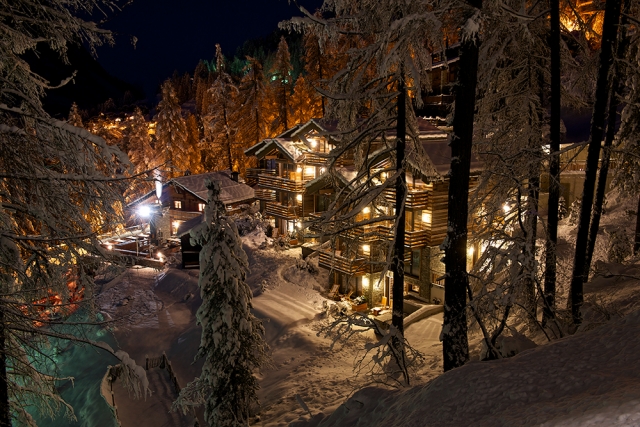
left=176, top=214, right=204, bottom=237
left=128, top=172, right=254, bottom=208
left=171, top=172, right=254, bottom=205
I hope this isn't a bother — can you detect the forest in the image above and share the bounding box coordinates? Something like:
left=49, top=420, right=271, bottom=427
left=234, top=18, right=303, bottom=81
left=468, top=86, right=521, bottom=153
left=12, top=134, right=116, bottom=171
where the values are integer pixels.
left=2, top=0, right=640, bottom=425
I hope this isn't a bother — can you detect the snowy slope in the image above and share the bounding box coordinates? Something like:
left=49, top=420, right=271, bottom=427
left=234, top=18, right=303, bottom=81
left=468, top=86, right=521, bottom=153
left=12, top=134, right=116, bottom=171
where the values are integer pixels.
left=307, top=307, right=640, bottom=427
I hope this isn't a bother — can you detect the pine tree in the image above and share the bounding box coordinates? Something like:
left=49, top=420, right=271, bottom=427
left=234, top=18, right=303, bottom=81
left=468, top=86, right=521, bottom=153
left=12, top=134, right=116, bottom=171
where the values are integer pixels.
left=67, top=102, right=83, bottom=127
left=270, top=36, right=293, bottom=133
left=173, top=180, right=269, bottom=427
left=156, top=80, right=189, bottom=178
left=203, top=45, right=239, bottom=172
left=236, top=56, right=267, bottom=146
left=289, top=74, right=322, bottom=124
left=185, top=113, right=203, bottom=174
left=126, top=107, right=154, bottom=173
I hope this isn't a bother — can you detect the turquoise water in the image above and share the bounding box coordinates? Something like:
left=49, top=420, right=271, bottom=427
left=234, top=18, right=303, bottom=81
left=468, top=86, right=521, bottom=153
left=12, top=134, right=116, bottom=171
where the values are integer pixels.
left=30, top=320, right=119, bottom=427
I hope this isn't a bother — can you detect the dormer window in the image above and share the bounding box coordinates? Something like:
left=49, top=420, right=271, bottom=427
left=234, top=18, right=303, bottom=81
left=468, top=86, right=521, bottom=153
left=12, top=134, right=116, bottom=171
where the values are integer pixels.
left=174, top=201, right=182, bottom=209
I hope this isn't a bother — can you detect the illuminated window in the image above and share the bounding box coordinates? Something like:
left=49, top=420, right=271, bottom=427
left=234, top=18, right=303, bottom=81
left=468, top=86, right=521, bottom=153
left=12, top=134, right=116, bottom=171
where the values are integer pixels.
left=422, top=211, right=432, bottom=224
left=198, top=203, right=205, bottom=212
left=174, top=201, right=182, bottom=209
left=362, top=244, right=370, bottom=255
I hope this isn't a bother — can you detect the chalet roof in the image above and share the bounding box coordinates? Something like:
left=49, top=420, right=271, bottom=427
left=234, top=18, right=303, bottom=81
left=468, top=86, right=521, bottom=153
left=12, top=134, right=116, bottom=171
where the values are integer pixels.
left=172, top=172, right=254, bottom=205
left=128, top=171, right=254, bottom=208
left=177, top=214, right=204, bottom=238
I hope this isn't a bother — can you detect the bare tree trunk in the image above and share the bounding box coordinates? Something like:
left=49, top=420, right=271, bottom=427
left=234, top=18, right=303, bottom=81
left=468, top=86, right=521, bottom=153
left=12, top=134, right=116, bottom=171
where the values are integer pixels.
left=585, top=0, right=630, bottom=272
left=570, top=0, right=622, bottom=326
left=392, top=78, right=406, bottom=335
left=442, top=0, right=481, bottom=372
left=0, top=310, right=9, bottom=427
left=524, top=174, right=540, bottom=317
left=543, top=0, right=562, bottom=326
left=635, top=194, right=640, bottom=254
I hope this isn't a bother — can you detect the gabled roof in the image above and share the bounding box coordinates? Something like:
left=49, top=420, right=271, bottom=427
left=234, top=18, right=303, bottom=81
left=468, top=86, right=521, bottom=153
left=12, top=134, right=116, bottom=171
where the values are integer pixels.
left=177, top=214, right=204, bottom=237
left=128, top=171, right=254, bottom=208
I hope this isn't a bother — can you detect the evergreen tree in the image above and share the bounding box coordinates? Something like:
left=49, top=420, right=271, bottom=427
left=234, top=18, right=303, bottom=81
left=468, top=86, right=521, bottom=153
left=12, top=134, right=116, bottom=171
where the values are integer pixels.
left=289, top=74, right=322, bottom=124
left=67, top=102, right=83, bottom=127
left=126, top=107, right=155, bottom=175
left=173, top=180, right=269, bottom=427
left=270, top=36, right=293, bottom=133
left=236, top=56, right=267, bottom=146
left=203, top=45, right=239, bottom=172
left=156, top=80, right=189, bottom=178
left=185, top=113, right=203, bottom=174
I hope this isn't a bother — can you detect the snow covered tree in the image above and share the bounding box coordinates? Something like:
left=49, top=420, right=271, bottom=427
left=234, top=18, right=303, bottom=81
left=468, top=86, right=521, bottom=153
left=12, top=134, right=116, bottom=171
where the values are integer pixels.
left=156, top=80, right=190, bottom=178
left=126, top=107, right=155, bottom=175
left=235, top=56, right=267, bottom=146
left=203, top=44, right=240, bottom=173
left=569, top=0, right=624, bottom=326
left=289, top=74, right=322, bottom=125
left=67, top=102, right=83, bottom=128
left=0, top=0, right=149, bottom=424
left=173, top=180, right=269, bottom=426
left=185, top=113, right=204, bottom=175
left=269, top=36, right=293, bottom=133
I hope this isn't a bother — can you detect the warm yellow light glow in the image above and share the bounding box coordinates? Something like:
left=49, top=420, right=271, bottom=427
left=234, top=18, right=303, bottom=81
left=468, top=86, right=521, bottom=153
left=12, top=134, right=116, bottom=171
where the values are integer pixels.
left=305, top=166, right=315, bottom=176
left=362, top=244, right=370, bottom=254
left=362, top=276, right=370, bottom=288
left=157, top=252, right=164, bottom=260
left=309, top=138, right=318, bottom=148
left=296, top=194, right=303, bottom=202
left=107, top=244, right=113, bottom=251
left=503, top=204, right=510, bottom=213
left=296, top=166, right=302, bottom=173
left=320, top=167, right=326, bottom=174
left=467, top=246, right=475, bottom=256
left=296, top=221, right=302, bottom=229
left=288, top=222, right=295, bottom=232
left=381, top=172, right=387, bottom=180
left=422, top=212, right=432, bottom=223
left=363, top=207, right=370, bottom=215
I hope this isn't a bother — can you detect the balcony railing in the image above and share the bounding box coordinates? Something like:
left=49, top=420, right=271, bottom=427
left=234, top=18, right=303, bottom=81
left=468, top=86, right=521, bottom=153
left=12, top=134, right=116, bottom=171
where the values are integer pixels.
left=265, top=202, right=301, bottom=220
left=383, top=189, right=430, bottom=209
left=318, top=249, right=368, bottom=275
left=254, top=188, right=276, bottom=201
left=246, top=168, right=276, bottom=186
left=258, top=174, right=304, bottom=193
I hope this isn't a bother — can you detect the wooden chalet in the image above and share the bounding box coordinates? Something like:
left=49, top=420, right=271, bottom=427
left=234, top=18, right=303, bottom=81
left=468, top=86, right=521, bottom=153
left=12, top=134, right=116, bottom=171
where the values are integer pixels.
left=127, top=171, right=254, bottom=243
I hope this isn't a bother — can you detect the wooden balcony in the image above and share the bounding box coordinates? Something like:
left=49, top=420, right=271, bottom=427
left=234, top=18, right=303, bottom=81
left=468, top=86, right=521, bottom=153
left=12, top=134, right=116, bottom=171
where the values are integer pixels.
left=299, top=151, right=330, bottom=166
left=405, top=229, right=429, bottom=248
left=265, top=202, right=301, bottom=220
left=318, top=249, right=368, bottom=275
left=246, top=168, right=275, bottom=186
left=258, top=174, right=304, bottom=193
left=254, top=188, right=276, bottom=201
left=383, top=188, right=430, bottom=209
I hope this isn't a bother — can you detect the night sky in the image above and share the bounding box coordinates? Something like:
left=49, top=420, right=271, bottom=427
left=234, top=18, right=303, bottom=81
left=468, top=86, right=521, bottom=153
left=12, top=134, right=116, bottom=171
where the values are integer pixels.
left=96, top=0, right=323, bottom=100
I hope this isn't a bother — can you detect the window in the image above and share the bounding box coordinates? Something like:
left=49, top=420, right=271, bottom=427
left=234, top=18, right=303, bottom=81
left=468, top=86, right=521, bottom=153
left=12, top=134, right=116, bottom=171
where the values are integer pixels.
left=198, top=203, right=205, bottom=212
left=405, top=249, right=421, bottom=278
left=174, top=201, right=182, bottom=209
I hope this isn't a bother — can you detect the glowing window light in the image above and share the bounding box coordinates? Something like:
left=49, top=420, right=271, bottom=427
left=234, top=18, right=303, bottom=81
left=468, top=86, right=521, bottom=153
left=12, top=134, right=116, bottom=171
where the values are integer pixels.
left=305, top=166, right=315, bottom=176
left=362, top=244, right=370, bottom=255
left=381, top=172, right=387, bottom=180
left=422, top=212, right=432, bottom=223
left=362, top=276, right=370, bottom=288
left=296, top=166, right=303, bottom=173
left=467, top=246, right=475, bottom=256
left=288, top=221, right=295, bottom=233
left=363, top=207, right=370, bottom=215
left=309, top=138, right=318, bottom=148
left=296, top=194, right=303, bottom=202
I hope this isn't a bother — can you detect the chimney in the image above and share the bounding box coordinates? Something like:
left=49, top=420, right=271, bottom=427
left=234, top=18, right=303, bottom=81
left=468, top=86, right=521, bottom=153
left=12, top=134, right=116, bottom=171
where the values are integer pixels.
left=231, top=171, right=239, bottom=182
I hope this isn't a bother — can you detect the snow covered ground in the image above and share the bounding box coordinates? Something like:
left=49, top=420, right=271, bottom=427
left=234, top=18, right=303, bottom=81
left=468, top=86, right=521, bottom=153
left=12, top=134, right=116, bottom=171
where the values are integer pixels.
left=77, top=190, right=640, bottom=427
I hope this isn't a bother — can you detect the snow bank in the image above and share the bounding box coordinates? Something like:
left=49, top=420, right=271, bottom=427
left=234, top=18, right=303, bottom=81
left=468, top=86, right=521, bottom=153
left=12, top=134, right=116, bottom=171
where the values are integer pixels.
left=310, top=309, right=640, bottom=427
